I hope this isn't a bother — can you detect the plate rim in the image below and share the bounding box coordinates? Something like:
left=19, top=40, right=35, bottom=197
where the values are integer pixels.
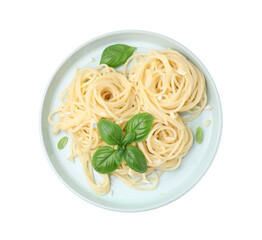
left=39, top=30, right=223, bottom=212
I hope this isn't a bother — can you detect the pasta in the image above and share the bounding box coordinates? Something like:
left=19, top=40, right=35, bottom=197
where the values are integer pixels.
left=48, top=49, right=207, bottom=194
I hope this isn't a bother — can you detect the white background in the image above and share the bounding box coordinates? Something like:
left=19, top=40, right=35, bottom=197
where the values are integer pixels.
left=1, top=0, right=261, bottom=239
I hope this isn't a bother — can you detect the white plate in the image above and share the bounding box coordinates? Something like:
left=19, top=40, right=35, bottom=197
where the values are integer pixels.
left=40, top=30, right=222, bottom=212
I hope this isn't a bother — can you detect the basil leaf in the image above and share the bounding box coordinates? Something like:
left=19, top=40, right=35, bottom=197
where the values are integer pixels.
left=115, top=147, right=125, bottom=166
left=125, top=113, right=154, bottom=142
left=98, top=119, right=124, bottom=146
left=92, top=146, right=123, bottom=174
left=57, top=136, right=68, bottom=150
left=122, top=132, right=136, bottom=146
left=124, top=146, right=148, bottom=173
left=100, top=44, right=136, bottom=68
left=196, top=127, right=204, bottom=144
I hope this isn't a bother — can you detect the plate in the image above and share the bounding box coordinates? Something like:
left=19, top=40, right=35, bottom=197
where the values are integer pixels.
left=40, top=30, right=222, bottom=212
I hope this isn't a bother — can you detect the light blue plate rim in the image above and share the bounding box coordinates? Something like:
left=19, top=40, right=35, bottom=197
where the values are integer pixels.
left=39, top=30, right=223, bottom=212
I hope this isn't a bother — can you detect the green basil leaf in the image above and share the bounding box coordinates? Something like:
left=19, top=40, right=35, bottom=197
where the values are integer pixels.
left=124, top=146, right=148, bottom=173
left=122, top=132, right=136, bottom=146
left=100, top=44, right=136, bottom=68
left=125, top=113, right=154, bottom=142
left=115, top=147, right=125, bottom=166
left=196, top=127, right=204, bottom=144
left=98, top=119, right=124, bottom=146
left=92, top=146, right=122, bottom=174
left=57, top=136, right=68, bottom=150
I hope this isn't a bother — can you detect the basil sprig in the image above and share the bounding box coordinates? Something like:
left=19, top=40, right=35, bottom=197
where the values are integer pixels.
left=100, top=44, right=136, bottom=68
left=92, top=113, right=154, bottom=174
